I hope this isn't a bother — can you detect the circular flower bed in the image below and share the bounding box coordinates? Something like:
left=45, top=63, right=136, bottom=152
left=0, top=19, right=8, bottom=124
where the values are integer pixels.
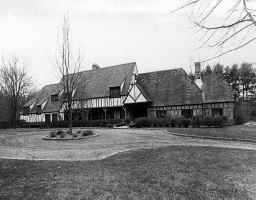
left=43, top=129, right=96, bottom=141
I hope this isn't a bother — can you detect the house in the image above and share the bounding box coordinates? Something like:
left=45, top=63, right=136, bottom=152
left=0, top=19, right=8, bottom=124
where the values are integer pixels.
left=20, top=62, right=234, bottom=123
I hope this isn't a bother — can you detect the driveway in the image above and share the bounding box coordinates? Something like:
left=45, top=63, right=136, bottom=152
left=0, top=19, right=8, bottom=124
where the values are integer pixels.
left=0, top=128, right=256, bottom=161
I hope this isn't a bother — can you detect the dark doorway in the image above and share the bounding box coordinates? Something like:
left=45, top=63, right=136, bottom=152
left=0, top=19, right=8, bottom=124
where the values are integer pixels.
left=125, top=103, right=149, bottom=120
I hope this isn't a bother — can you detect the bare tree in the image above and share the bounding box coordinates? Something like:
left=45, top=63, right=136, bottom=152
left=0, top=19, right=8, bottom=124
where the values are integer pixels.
left=174, top=0, right=256, bottom=62
left=56, top=16, right=82, bottom=133
left=0, top=56, right=32, bottom=127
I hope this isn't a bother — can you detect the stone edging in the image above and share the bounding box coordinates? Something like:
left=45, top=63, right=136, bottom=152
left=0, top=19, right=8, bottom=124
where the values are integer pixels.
left=42, top=134, right=99, bottom=141
left=169, top=132, right=256, bottom=143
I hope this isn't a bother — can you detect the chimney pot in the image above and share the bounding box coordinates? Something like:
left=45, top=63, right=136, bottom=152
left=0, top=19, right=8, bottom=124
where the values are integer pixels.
left=92, top=64, right=100, bottom=70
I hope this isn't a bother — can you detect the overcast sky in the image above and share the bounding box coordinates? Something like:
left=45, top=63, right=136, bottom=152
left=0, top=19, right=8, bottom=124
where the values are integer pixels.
left=0, top=0, right=255, bottom=89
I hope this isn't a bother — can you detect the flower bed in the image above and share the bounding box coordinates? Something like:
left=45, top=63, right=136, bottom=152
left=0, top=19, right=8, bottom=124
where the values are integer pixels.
left=43, top=129, right=97, bottom=141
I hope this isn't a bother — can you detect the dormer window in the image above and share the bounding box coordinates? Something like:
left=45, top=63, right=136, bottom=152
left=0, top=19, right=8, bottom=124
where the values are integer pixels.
left=110, top=87, right=120, bottom=98
left=51, top=94, right=58, bottom=102
left=23, top=106, right=30, bottom=115
left=36, top=105, right=42, bottom=114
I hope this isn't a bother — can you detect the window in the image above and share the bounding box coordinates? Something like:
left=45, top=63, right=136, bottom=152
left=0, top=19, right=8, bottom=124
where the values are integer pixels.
left=52, top=113, right=58, bottom=122
left=156, top=110, right=167, bottom=118
left=45, top=114, right=51, bottom=124
left=23, top=106, right=30, bottom=115
left=36, top=105, right=42, bottom=114
left=181, top=109, right=193, bottom=118
left=51, top=94, right=58, bottom=102
left=110, top=87, right=120, bottom=98
left=212, top=108, right=223, bottom=117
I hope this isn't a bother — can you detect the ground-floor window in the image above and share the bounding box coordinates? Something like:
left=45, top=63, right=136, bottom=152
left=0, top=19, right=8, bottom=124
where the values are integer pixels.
left=212, top=108, right=223, bottom=117
left=52, top=113, right=58, bottom=122
left=156, top=110, right=167, bottom=118
left=45, top=114, right=51, bottom=124
left=181, top=109, right=193, bottom=118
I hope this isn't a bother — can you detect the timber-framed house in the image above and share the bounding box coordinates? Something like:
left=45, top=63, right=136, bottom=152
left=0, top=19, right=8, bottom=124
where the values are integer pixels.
left=20, top=62, right=234, bottom=123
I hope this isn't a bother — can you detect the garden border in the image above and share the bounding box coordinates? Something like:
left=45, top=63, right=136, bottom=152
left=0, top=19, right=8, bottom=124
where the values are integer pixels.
left=42, top=133, right=98, bottom=141
left=169, top=132, right=256, bottom=143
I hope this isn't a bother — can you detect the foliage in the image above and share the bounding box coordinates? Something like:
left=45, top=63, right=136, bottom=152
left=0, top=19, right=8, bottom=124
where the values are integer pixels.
left=49, top=131, right=56, bottom=138
left=200, top=62, right=256, bottom=101
left=82, top=130, right=94, bottom=136
left=0, top=56, right=32, bottom=127
left=134, top=117, right=151, bottom=128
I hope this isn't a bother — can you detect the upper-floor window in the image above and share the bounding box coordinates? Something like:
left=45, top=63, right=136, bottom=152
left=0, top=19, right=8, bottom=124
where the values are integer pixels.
left=23, top=106, right=30, bottom=115
left=36, top=105, right=42, bottom=114
left=110, top=87, right=120, bottom=98
left=51, top=94, right=59, bottom=102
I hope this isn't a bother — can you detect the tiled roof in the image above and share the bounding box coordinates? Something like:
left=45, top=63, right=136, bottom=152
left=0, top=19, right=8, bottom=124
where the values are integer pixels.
left=202, top=73, right=233, bottom=103
left=26, top=83, right=62, bottom=113
left=74, top=62, right=136, bottom=99
left=137, top=68, right=203, bottom=106
left=25, top=62, right=136, bottom=113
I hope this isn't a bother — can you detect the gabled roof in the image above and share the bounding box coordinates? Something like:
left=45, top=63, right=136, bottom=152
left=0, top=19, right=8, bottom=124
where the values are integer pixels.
left=24, top=62, right=136, bottom=114
left=26, top=83, right=62, bottom=113
left=74, top=62, right=136, bottom=99
left=137, top=68, right=203, bottom=106
left=202, top=73, right=233, bottom=103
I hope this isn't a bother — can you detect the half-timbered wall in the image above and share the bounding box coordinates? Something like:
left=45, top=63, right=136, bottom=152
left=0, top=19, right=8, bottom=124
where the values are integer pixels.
left=148, top=102, right=234, bottom=121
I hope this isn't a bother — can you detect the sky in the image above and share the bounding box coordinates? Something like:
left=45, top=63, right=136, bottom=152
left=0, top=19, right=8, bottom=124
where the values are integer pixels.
left=0, top=0, right=255, bottom=89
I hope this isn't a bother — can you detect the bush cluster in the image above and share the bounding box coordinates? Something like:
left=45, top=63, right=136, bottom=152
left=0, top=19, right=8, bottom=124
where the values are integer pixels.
left=48, top=129, right=94, bottom=138
left=82, top=130, right=94, bottom=136
left=133, top=116, right=227, bottom=128
left=21, top=119, right=123, bottom=129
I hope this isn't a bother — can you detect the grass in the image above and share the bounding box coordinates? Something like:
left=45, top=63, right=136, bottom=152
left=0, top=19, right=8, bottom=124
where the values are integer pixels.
left=168, top=125, right=256, bottom=141
left=0, top=146, right=256, bottom=199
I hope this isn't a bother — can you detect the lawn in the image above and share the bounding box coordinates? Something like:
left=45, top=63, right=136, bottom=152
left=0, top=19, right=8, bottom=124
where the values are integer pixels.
left=168, top=125, right=256, bottom=141
left=0, top=146, right=256, bottom=200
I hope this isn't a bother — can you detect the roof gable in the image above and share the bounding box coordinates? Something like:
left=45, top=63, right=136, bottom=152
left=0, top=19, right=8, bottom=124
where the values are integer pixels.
left=137, top=68, right=202, bottom=106
left=202, top=73, right=233, bottom=102
left=74, top=62, right=136, bottom=99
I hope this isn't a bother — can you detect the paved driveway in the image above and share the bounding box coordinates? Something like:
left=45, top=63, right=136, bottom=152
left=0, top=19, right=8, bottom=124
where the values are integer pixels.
left=0, top=128, right=256, bottom=161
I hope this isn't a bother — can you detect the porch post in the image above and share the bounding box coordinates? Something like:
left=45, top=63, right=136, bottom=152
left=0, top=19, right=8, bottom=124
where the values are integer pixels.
left=103, top=108, right=107, bottom=120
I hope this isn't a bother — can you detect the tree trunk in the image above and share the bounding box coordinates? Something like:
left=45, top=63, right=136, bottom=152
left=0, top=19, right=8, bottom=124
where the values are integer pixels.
left=68, top=103, right=72, bottom=133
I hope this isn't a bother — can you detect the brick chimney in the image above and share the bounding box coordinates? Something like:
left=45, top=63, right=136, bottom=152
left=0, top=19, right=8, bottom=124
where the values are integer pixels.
left=194, top=62, right=203, bottom=89
left=194, top=62, right=201, bottom=79
left=92, top=64, right=100, bottom=70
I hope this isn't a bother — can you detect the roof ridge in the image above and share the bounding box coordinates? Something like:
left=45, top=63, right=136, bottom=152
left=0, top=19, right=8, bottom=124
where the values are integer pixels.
left=77, top=62, right=136, bottom=74
left=139, top=67, right=183, bottom=75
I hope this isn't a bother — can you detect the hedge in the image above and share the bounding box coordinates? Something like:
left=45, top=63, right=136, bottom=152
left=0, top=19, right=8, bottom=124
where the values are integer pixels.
left=20, top=119, right=123, bottom=129
left=133, top=116, right=227, bottom=128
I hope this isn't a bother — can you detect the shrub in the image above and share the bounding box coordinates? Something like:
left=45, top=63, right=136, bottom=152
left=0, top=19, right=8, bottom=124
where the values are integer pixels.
left=213, top=116, right=227, bottom=127
left=82, top=130, right=94, bottom=136
left=59, top=131, right=65, bottom=138
left=56, top=129, right=64, bottom=135
left=72, top=133, right=78, bottom=138
left=202, top=116, right=213, bottom=127
left=235, top=115, right=246, bottom=125
left=134, top=117, right=151, bottom=128
left=76, top=130, right=81, bottom=134
left=175, top=117, right=185, bottom=128
left=181, top=118, right=191, bottom=128
left=49, top=131, right=56, bottom=138
left=170, top=118, right=176, bottom=127
left=192, top=116, right=201, bottom=128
